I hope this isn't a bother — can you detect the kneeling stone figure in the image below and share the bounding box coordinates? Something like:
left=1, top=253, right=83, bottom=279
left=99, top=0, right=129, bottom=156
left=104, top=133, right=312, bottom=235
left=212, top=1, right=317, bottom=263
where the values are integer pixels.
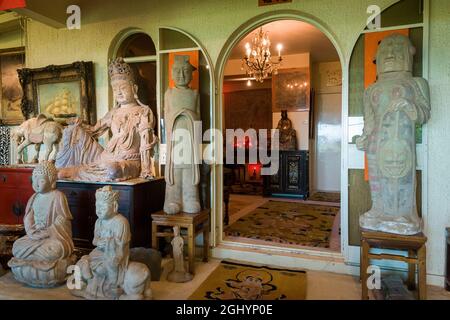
left=71, top=186, right=152, bottom=300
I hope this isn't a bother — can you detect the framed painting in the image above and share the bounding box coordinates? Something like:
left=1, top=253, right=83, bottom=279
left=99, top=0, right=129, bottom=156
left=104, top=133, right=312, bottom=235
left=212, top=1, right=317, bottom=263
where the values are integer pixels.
left=0, top=47, right=25, bottom=125
left=272, top=68, right=311, bottom=112
left=18, top=61, right=96, bottom=124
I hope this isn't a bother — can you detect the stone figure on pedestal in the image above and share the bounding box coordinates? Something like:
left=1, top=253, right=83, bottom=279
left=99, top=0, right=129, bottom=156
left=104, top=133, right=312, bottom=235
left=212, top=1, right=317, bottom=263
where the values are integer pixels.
left=71, top=186, right=152, bottom=300
left=8, top=161, right=75, bottom=287
left=56, top=58, right=157, bottom=182
left=164, top=55, right=201, bottom=214
left=167, top=226, right=193, bottom=283
left=356, top=34, right=431, bottom=235
left=277, top=110, right=297, bottom=151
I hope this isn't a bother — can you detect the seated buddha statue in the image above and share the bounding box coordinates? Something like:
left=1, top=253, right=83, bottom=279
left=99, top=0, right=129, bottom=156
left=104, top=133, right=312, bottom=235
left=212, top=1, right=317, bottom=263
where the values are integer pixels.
left=56, top=58, right=157, bottom=182
left=277, top=110, right=297, bottom=151
left=8, top=161, right=75, bottom=288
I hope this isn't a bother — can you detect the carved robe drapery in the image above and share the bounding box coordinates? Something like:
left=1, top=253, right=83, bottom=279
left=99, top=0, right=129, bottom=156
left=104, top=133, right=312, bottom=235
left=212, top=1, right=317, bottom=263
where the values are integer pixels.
left=9, top=190, right=74, bottom=269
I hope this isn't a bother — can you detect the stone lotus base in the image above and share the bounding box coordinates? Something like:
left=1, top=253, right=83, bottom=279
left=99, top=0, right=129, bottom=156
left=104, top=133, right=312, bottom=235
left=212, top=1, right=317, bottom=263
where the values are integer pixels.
left=8, top=255, right=76, bottom=288
left=360, top=210, right=421, bottom=235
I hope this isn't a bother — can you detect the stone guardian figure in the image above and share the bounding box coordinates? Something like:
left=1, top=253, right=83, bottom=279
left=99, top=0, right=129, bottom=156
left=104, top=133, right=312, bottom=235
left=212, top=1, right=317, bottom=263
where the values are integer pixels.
left=356, top=34, right=431, bottom=235
left=8, top=161, right=75, bottom=287
left=71, top=186, right=152, bottom=300
left=167, top=225, right=193, bottom=283
left=163, top=55, right=201, bottom=214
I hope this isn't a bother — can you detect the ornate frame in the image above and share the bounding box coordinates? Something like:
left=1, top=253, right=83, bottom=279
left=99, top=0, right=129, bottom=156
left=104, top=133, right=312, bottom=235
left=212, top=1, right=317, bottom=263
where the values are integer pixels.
left=18, top=61, right=96, bottom=124
left=0, top=47, right=25, bottom=125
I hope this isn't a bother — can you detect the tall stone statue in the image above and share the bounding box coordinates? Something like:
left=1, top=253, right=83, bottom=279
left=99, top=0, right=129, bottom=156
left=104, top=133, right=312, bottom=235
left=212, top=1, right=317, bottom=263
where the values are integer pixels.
left=72, top=186, right=152, bottom=300
left=277, top=110, right=297, bottom=151
left=8, top=161, right=75, bottom=287
left=164, top=55, right=201, bottom=214
left=167, top=226, right=193, bottom=283
left=356, top=34, right=431, bottom=235
left=56, top=58, right=157, bottom=182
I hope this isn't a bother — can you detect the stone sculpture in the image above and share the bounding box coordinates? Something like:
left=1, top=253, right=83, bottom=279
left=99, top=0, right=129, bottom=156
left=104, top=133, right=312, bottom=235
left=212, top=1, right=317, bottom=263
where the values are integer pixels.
left=8, top=161, right=75, bottom=287
left=56, top=58, right=157, bottom=182
left=355, top=34, right=431, bottom=235
left=11, top=114, right=64, bottom=164
left=167, top=225, right=193, bottom=283
left=277, top=110, right=297, bottom=151
left=163, top=55, right=201, bottom=214
left=71, top=186, right=152, bottom=300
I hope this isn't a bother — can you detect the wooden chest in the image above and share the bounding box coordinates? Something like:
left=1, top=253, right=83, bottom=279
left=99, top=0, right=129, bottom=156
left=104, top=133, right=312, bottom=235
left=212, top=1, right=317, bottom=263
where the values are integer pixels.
left=57, top=178, right=165, bottom=250
left=0, top=166, right=34, bottom=225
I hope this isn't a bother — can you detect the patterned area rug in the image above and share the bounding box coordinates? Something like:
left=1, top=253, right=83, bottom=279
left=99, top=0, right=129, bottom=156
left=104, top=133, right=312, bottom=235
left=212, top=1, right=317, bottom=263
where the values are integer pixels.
left=224, top=200, right=339, bottom=248
left=309, top=192, right=340, bottom=203
left=189, top=261, right=306, bottom=300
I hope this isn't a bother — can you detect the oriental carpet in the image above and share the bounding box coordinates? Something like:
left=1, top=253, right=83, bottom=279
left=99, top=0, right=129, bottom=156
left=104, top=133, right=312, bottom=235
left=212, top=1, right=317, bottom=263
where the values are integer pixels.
left=224, top=200, right=339, bottom=248
left=189, top=261, right=307, bottom=300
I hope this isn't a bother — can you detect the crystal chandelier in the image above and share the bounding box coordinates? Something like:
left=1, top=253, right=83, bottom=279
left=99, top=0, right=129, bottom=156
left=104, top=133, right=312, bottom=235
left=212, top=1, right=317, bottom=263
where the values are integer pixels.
left=242, top=27, right=283, bottom=83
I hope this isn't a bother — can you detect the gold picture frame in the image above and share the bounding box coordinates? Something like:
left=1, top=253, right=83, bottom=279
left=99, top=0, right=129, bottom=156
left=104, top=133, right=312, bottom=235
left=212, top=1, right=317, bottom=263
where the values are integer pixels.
left=0, top=47, right=25, bottom=125
left=18, top=61, right=96, bottom=124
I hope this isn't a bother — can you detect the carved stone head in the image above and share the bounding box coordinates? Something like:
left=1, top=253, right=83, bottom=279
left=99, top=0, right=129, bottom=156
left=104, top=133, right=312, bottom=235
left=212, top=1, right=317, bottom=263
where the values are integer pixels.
left=376, top=34, right=416, bottom=75
left=32, top=161, right=58, bottom=193
left=95, top=186, right=119, bottom=220
left=109, top=58, right=138, bottom=105
left=172, top=55, right=196, bottom=88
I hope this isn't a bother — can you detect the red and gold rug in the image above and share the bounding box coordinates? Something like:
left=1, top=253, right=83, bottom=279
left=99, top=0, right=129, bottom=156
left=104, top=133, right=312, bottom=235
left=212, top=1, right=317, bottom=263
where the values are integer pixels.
left=189, top=261, right=306, bottom=300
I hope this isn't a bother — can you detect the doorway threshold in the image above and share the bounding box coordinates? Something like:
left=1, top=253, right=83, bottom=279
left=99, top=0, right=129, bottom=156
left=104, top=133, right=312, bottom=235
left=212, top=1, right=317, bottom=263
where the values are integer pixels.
left=212, top=240, right=358, bottom=276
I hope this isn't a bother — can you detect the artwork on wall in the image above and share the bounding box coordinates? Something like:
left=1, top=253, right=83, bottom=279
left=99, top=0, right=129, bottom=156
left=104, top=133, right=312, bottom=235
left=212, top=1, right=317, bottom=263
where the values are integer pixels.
left=0, top=48, right=25, bottom=125
left=0, top=126, right=10, bottom=165
left=272, top=68, right=310, bottom=112
left=18, top=61, right=96, bottom=124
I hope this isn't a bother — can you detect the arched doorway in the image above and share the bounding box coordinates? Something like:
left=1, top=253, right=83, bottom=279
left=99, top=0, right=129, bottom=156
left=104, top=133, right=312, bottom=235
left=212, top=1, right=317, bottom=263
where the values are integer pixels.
left=215, top=12, right=347, bottom=258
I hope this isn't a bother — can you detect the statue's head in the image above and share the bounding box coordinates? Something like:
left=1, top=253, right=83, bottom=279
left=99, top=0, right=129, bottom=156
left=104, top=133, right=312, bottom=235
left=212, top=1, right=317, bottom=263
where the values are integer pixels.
left=172, top=55, right=196, bottom=88
left=376, top=34, right=415, bottom=75
left=173, top=225, right=180, bottom=237
left=109, top=57, right=138, bottom=106
left=95, top=186, right=119, bottom=220
left=32, top=161, right=57, bottom=193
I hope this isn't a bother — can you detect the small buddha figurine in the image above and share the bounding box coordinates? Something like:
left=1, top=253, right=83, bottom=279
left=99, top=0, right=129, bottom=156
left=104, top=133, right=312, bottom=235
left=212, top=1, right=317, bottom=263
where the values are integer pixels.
left=56, top=58, right=157, bottom=182
left=8, top=161, right=75, bottom=288
left=277, top=111, right=297, bottom=151
left=72, top=186, right=152, bottom=300
left=356, top=34, right=431, bottom=235
left=163, top=55, right=201, bottom=214
left=167, top=225, right=193, bottom=283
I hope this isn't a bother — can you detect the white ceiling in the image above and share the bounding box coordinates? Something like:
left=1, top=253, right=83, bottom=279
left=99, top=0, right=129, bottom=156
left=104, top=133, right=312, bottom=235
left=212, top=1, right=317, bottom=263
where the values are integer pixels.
left=229, top=20, right=339, bottom=62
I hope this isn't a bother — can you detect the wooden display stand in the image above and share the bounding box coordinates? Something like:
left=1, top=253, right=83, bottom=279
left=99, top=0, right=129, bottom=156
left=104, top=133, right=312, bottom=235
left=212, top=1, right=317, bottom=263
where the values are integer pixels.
left=360, top=229, right=427, bottom=300
left=151, top=209, right=210, bottom=274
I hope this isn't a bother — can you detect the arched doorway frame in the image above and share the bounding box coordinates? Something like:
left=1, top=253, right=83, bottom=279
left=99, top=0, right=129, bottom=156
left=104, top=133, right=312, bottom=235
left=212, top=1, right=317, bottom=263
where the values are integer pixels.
left=214, top=10, right=349, bottom=260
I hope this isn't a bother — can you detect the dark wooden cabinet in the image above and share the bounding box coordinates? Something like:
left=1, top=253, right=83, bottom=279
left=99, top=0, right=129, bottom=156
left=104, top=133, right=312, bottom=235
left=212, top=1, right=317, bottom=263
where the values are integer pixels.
left=263, top=150, right=309, bottom=199
left=57, top=178, right=165, bottom=250
left=0, top=166, right=34, bottom=225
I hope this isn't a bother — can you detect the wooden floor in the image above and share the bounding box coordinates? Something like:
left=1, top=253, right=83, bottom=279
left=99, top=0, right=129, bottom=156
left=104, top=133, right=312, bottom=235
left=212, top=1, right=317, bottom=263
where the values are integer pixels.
left=0, top=258, right=449, bottom=300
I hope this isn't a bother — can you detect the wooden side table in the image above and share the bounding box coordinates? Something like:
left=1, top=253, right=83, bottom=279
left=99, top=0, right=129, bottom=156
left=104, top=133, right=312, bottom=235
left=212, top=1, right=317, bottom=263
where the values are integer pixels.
left=360, top=229, right=427, bottom=300
left=151, top=209, right=210, bottom=274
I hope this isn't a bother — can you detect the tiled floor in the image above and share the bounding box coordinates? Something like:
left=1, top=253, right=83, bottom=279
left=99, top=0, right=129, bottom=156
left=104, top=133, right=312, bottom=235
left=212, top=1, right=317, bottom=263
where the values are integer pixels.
left=1, top=258, right=449, bottom=300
